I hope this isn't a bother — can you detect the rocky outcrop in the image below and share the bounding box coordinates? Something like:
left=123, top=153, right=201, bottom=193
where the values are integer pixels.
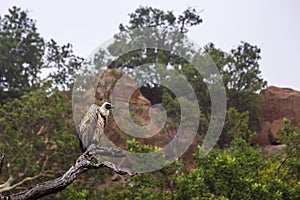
left=93, top=69, right=158, bottom=150
left=255, top=86, right=300, bottom=146
left=95, top=69, right=151, bottom=108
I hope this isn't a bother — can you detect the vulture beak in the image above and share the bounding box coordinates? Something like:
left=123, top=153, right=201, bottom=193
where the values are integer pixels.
left=104, top=103, right=115, bottom=110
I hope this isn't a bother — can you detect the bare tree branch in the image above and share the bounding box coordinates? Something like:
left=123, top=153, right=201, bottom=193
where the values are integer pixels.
left=0, top=151, right=60, bottom=193
left=0, top=175, right=42, bottom=193
left=1, top=146, right=134, bottom=200
left=0, top=176, right=14, bottom=189
left=0, top=151, right=4, bottom=175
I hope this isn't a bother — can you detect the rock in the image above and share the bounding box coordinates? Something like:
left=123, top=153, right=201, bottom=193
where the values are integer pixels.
left=255, top=120, right=282, bottom=146
left=261, top=86, right=300, bottom=127
left=255, top=86, right=300, bottom=146
left=95, top=69, right=151, bottom=108
left=261, top=144, right=286, bottom=156
left=95, top=69, right=151, bottom=127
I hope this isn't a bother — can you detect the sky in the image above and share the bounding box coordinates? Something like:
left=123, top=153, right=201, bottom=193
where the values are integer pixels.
left=1, top=0, right=300, bottom=90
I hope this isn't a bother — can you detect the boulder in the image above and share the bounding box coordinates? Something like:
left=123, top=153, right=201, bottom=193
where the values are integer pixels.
left=255, top=86, right=300, bottom=146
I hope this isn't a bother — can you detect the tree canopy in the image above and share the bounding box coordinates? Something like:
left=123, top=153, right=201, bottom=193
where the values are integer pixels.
left=93, top=6, right=266, bottom=136
left=0, top=7, right=82, bottom=103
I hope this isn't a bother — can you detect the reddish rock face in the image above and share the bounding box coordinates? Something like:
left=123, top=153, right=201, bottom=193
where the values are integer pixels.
left=95, top=69, right=152, bottom=147
left=261, top=86, right=300, bottom=127
left=255, top=86, right=300, bottom=146
left=95, top=69, right=151, bottom=108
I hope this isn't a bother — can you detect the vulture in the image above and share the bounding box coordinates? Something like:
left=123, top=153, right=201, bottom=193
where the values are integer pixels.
left=78, top=102, right=113, bottom=152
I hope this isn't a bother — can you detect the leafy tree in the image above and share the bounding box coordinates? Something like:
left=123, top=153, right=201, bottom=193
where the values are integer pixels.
left=195, top=139, right=265, bottom=199
left=122, top=6, right=202, bottom=33
left=0, top=7, right=85, bottom=195
left=99, top=139, right=181, bottom=200
left=58, top=184, right=89, bottom=200
left=0, top=7, right=44, bottom=100
left=205, top=42, right=267, bottom=131
left=219, top=107, right=254, bottom=147
left=0, top=83, right=79, bottom=195
left=44, top=39, right=83, bottom=90
left=174, top=167, right=209, bottom=199
left=0, top=7, right=82, bottom=103
left=188, top=137, right=300, bottom=199
left=99, top=121, right=300, bottom=200
left=93, top=6, right=267, bottom=138
left=105, top=6, right=202, bottom=98
left=277, top=118, right=300, bottom=177
left=94, top=6, right=210, bottom=135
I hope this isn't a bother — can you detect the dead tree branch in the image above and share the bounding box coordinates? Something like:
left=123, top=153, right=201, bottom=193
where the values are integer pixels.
left=0, top=152, right=4, bottom=175
left=1, top=146, right=134, bottom=200
left=0, top=152, right=59, bottom=193
left=0, top=175, right=42, bottom=193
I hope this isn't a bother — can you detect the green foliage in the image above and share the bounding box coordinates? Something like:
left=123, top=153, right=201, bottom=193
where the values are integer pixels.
left=0, top=83, right=78, bottom=194
left=205, top=42, right=267, bottom=131
left=102, top=6, right=267, bottom=138
left=101, top=134, right=300, bottom=200
left=0, top=7, right=83, bottom=194
left=195, top=139, right=264, bottom=199
left=58, top=184, right=89, bottom=200
left=174, top=168, right=209, bottom=199
left=186, top=137, right=300, bottom=200
left=169, top=120, right=300, bottom=200
left=126, top=138, right=166, bottom=173
left=122, top=6, right=202, bottom=33
left=106, top=6, right=203, bottom=87
left=101, top=175, right=165, bottom=200
left=0, top=7, right=82, bottom=102
left=277, top=118, right=300, bottom=176
left=99, top=140, right=182, bottom=200
left=0, top=6, right=44, bottom=100
left=126, top=138, right=161, bottom=153
left=219, top=107, right=255, bottom=147
left=44, top=39, right=83, bottom=90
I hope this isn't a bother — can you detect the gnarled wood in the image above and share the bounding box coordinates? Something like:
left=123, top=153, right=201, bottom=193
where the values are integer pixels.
left=1, top=146, right=134, bottom=200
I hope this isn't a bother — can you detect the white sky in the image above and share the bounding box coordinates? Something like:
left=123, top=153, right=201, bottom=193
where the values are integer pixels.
left=1, top=0, right=300, bottom=90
